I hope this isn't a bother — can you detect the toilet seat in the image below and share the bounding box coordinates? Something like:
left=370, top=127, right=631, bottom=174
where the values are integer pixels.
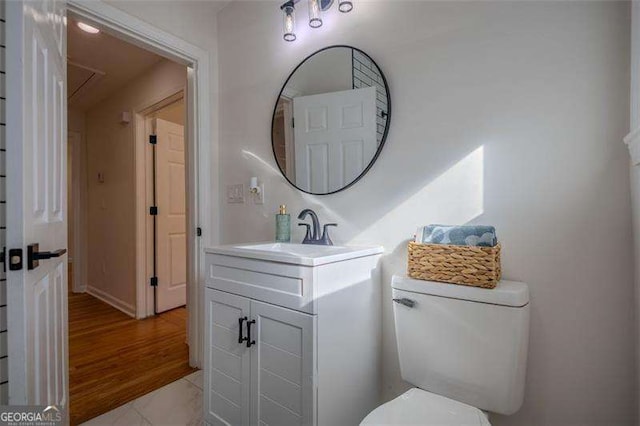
left=360, top=388, right=491, bottom=425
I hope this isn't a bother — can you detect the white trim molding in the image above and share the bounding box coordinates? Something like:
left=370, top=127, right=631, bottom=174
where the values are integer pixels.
left=624, top=127, right=640, bottom=166
left=86, top=286, right=136, bottom=318
left=68, top=131, right=87, bottom=293
left=628, top=2, right=640, bottom=424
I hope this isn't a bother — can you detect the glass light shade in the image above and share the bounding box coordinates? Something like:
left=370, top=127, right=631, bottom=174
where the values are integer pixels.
left=308, top=0, right=323, bottom=28
left=338, top=0, right=353, bottom=13
left=282, top=5, right=296, bottom=42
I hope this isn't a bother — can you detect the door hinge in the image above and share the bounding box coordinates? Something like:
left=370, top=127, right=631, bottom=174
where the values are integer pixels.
left=149, top=206, right=158, bottom=215
left=291, top=118, right=295, bottom=128
left=149, top=135, right=157, bottom=145
left=196, top=227, right=202, bottom=237
left=150, top=276, right=158, bottom=287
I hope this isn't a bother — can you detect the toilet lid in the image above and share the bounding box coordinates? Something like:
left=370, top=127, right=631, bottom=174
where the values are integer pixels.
left=361, top=388, right=491, bottom=426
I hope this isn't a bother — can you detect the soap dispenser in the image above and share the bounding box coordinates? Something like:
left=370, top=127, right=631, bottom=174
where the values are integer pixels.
left=275, top=205, right=291, bottom=243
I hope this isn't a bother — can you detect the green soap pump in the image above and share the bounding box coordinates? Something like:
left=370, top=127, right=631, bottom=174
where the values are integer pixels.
left=275, top=204, right=291, bottom=243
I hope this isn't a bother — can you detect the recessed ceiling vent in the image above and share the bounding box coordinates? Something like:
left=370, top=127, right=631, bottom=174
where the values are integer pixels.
left=67, top=60, right=106, bottom=103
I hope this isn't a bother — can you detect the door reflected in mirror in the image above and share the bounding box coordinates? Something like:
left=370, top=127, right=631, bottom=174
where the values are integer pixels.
left=271, top=46, right=391, bottom=195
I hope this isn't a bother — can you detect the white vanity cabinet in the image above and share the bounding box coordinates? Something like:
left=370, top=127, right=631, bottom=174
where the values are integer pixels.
left=203, top=243, right=383, bottom=426
left=205, top=288, right=316, bottom=426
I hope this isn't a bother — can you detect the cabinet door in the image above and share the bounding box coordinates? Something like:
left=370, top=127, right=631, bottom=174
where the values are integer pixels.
left=205, top=289, right=251, bottom=426
left=249, top=300, right=316, bottom=426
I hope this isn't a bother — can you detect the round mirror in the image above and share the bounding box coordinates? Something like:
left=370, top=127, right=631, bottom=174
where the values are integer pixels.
left=271, top=46, right=391, bottom=195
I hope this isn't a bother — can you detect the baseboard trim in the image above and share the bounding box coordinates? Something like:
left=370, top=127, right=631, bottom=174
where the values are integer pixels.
left=86, top=286, right=136, bottom=318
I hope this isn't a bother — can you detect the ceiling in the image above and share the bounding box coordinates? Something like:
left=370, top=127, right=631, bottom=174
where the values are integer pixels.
left=67, top=16, right=165, bottom=111
left=212, top=0, right=235, bottom=14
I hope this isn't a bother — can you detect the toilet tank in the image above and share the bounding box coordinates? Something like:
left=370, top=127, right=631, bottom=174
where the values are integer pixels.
left=392, top=275, right=530, bottom=416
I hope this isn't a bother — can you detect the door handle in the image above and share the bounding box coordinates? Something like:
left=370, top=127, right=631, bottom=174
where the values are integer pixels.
left=246, top=319, right=256, bottom=348
left=27, top=243, right=67, bottom=270
left=392, top=298, right=416, bottom=308
left=238, top=317, right=248, bottom=343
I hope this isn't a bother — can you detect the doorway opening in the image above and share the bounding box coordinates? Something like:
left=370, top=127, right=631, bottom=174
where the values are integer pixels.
left=5, top=0, right=211, bottom=413
left=66, top=14, right=195, bottom=425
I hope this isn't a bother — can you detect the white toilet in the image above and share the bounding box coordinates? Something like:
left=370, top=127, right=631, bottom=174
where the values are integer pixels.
left=361, top=275, right=530, bottom=425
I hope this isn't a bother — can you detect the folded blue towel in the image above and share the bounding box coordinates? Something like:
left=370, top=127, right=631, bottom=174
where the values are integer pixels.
left=415, top=224, right=498, bottom=247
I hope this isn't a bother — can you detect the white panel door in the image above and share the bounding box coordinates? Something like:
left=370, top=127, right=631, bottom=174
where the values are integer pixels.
left=250, top=300, right=316, bottom=426
left=155, top=118, right=187, bottom=312
left=6, top=0, right=68, bottom=406
left=205, top=289, right=251, bottom=426
left=293, top=87, right=377, bottom=193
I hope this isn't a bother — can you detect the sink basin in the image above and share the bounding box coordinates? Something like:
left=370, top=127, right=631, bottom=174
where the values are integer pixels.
left=205, top=242, right=383, bottom=266
left=236, top=243, right=347, bottom=255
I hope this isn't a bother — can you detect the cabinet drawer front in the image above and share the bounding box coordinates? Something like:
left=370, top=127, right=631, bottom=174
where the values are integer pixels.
left=215, top=265, right=302, bottom=296
left=206, top=254, right=316, bottom=314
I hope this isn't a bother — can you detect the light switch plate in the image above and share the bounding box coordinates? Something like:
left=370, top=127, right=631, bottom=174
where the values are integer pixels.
left=226, top=184, right=245, bottom=203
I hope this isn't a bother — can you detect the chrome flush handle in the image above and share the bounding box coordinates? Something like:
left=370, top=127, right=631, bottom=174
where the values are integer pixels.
left=393, top=298, right=416, bottom=308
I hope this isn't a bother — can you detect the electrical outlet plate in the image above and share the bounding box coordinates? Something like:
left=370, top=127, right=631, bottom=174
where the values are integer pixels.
left=226, top=184, right=245, bottom=203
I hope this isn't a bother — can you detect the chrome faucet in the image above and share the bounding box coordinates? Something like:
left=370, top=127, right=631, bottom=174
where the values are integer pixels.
left=297, top=209, right=337, bottom=245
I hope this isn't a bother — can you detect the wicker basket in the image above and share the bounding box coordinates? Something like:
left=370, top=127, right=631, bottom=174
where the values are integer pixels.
left=407, top=241, right=502, bottom=289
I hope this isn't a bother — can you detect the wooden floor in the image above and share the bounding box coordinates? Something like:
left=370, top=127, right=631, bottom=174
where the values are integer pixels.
left=68, top=292, right=195, bottom=425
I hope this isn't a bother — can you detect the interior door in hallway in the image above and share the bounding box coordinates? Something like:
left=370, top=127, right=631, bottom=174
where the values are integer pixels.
left=6, top=0, right=68, bottom=406
left=154, top=118, right=187, bottom=313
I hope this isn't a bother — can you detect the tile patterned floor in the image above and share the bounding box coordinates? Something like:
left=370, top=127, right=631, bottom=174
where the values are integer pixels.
left=80, top=370, right=204, bottom=426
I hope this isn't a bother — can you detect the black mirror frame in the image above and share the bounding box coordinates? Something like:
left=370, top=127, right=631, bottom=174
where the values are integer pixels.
left=270, top=45, right=392, bottom=196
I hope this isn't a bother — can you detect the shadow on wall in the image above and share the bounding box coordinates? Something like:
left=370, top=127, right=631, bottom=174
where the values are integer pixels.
left=350, top=145, right=484, bottom=246
left=238, top=143, right=486, bottom=278
left=238, top=142, right=492, bottom=402
left=239, top=143, right=486, bottom=247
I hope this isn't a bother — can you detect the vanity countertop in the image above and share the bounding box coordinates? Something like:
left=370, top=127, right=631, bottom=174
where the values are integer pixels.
left=205, top=242, right=384, bottom=266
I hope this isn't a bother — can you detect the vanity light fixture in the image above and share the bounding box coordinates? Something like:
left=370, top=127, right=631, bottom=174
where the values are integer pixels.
left=280, top=0, right=352, bottom=41
left=77, top=21, right=100, bottom=34
left=338, top=0, right=353, bottom=13
left=281, top=1, right=297, bottom=42
left=308, top=0, right=323, bottom=28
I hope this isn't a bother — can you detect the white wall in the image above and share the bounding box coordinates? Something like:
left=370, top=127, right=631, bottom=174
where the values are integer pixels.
left=68, top=108, right=85, bottom=135
left=217, top=1, right=635, bottom=425
left=85, top=59, right=187, bottom=314
left=105, top=0, right=222, bottom=243
left=152, top=97, right=185, bottom=126
left=285, top=47, right=352, bottom=96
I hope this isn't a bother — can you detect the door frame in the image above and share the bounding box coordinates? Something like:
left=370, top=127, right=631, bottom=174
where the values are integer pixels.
left=68, top=131, right=86, bottom=293
left=135, top=90, right=186, bottom=318
left=67, top=0, right=216, bottom=368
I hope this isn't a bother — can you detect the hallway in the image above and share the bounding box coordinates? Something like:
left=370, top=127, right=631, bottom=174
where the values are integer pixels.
left=69, top=292, right=195, bottom=425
